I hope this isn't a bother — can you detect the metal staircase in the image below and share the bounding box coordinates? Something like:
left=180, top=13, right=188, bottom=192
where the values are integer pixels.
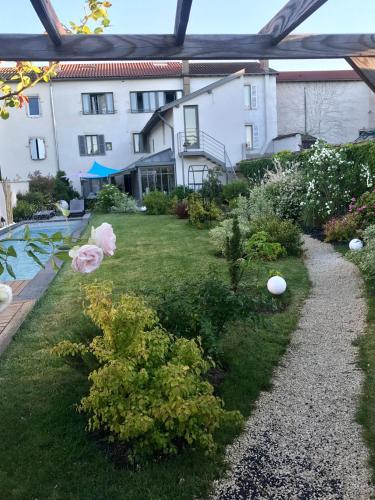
left=177, top=130, right=236, bottom=178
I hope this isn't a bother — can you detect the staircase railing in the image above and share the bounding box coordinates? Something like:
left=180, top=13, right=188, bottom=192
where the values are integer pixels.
left=177, top=130, right=235, bottom=176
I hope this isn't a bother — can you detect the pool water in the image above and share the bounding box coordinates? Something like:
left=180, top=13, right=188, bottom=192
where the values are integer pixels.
left=0, top=221, right=81, bottom=281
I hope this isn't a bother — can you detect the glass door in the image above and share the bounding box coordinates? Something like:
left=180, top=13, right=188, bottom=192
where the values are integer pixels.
left=183, top=105, right=199, bottom=149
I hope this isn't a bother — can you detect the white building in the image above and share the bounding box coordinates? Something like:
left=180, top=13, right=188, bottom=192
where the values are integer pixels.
left=0, top=62, right=373, bottom=200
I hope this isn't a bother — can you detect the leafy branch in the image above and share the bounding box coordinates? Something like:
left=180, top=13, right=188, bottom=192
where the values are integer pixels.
left=0, top=1, right=112, bottom=119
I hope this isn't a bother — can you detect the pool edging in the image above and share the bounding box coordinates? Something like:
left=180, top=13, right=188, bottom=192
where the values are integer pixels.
left=0, top=216, right=91, bottom=355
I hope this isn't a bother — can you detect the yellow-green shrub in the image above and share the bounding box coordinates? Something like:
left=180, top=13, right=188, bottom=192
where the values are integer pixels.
left=187, top=193, right=221, bottom=229
left=53, top=283, right=242, bottom=460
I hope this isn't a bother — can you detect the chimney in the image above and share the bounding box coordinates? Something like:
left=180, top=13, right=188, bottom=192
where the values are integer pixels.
left=182, top=60, right=190, bottom=95
left=259, top=59, right=269, bottom=72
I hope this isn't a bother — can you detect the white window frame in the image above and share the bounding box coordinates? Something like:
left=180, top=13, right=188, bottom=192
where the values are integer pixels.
left=27, top=96, right=41, bottom=118
left=245, top=125, right=253, bottom=150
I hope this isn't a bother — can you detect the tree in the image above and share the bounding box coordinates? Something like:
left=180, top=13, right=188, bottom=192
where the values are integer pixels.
left=0, top=1, right=112, bottom=119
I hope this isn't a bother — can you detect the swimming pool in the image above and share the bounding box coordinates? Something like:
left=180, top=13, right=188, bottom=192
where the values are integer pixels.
left=0, top=221, right=82, bottom=281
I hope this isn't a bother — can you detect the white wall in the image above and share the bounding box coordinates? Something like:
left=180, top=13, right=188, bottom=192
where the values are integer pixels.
left=0, top=84, right=58, bottom=182
left=277, top=80, right=374, bottom=144
left=271, top=134, right=302, bottom=154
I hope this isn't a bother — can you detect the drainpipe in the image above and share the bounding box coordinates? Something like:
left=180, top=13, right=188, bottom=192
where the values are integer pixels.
left=304, top=87, right=308, bottom=134
left=156, top=112, right=177, bottom=188
left=49, top=81, right=60, bottom=173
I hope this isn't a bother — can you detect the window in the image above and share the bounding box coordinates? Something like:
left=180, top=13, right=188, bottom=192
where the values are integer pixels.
left=133, top=133, right=147, bottom=154
left=141, top=167, right=175, bottom=194
left=105, top=142, right=112, bottom=151
left=245, top=124, right=259, bottom=150
left=82, top=93, right=114, bottom=114
left=245, top=125, right=253, bottom=149
left=29, top=138, right=46, bottom=160
left=130, top=90, right=183, bottom=112
left=78, top=135, right=106, bottom=156
left=27, top=96, right=40, bottom=117
left=244, top=85, right=258, bottom=109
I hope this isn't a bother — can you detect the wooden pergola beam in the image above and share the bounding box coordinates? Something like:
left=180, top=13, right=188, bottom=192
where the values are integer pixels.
left=346, top=57, right=375, bottom=93
left=30, top=0, right=65, bottom=46
left=0, top=33, right=374, bottom=61
left=259, top=0, right=329, bottom=45
left=174, top=0, right=193, bottom=45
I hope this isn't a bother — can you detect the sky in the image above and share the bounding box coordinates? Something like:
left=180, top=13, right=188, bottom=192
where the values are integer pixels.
left=1, top=0, right=374, bottom=71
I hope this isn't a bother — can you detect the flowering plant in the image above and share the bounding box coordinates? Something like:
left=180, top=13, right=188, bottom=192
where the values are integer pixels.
left=349, top=190, right=375, bottom=228
left=300, top=140, right=372, bottom=226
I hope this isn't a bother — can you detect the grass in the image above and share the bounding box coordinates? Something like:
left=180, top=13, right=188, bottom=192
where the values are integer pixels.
left=0, top=214, right=310, bottom=500
left=334, top=241, right=375, bottom=485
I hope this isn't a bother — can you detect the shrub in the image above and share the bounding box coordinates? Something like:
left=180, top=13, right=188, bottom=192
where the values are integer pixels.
left=239, top=157, right=274, bottom=185
left=323, top=212, right=360, bottom=242
left=247, top=185, right=275, bottom=219
left=174, top=199, right=189, bottom=219
left=156, top=271, right=252, bottom=357
left=201, top=171, right=223, bottom=204
left=52, top=170, right=79, bottom=201
left=264, top=168, right=306, bottom=222
left=96, top=184, right=126, bottom=213
left=28, top=170, right=55, bottom=196
left=300, top=140, right=373, bottom=227
left=249, top=216, right=303, bottom=256
left=53, top=283, right=242, bottom=460
left=13, top=200, right=35, bottom=221
left=222, top=180, right=248, bottom=202
left=246, top=231, right=286, bottom=261
left=226, top=216, right=243, bottom=292
left=170, top=185, right=194, bottom=201
left=16, top=191, right=49, bottom=211
left=143, top=191, right=170, bottom=215
left=110, top=193, right=138, bottom=214
left=350, top=190, right=375, bottom=228
left=187, top=193, right=221, bottom=229
left=348, top=225, right=375, bottom=287
left=209, top=217, right=250, bottom=255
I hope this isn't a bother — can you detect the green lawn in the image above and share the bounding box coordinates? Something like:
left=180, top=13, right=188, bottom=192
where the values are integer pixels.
left=0, top=214, right=310, bottom=500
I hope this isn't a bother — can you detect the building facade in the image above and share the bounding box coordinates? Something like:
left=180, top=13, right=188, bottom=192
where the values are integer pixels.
left=0, top=62, right=373, bottom=199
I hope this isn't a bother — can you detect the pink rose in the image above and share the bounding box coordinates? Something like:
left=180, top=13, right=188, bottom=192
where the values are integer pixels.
left=91, top=223, right=116, bottom=257
left=69, top=245, right=103, bottom=274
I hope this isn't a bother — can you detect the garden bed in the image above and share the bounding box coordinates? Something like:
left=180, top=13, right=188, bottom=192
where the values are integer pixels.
left=0, top=214, right=309, bottom=500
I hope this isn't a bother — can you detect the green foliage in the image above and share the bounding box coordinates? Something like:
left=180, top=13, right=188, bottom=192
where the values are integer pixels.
left=249, top=216, right=303, bottom=256
left=300, top=140, right=373, bottom=227
left=222, top=180, right=248, bottom=202
left=96, top=184, right=125, bottom=213
left=246, top=231, right=286, bottom=261
left=264, top=169, right=306, bottom=222
left=13, top=200, right=35, bottom=222
left=52, top=170, right=80, bottom=202
left=170, top=185, right=194, bottom=201
left=345, top=142, right=375, bottom=178
left=225, top=216, right=243, bottom=292
left=201, top=171, right=223, bottom=204
left=110, top=193, right=138, bottom=214
left=155, top=271, right=253, bottom=357
left=247, top=185, right=275, bottom=219
left=323, top=212, right=360, bottom=242
left=239, top=157, right=274, bottom=186
left=187, top=193, right=221, bottom=229
left=351, top=190, right=375, bottom=228
left=53, top=283, right=242, bottom=461
left=16, top=190, right=49, bottom=211
left=348, top=225, right=375, bottom=286
left=209, top=217, right=250, bottom=256
left=143, top=191, right=171, bottom=215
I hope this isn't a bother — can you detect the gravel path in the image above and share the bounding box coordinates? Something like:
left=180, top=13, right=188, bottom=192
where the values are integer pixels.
left=212, top=236, right=374, bottom=500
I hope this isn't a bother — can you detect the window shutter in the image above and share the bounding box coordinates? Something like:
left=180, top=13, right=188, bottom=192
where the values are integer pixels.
left=130, top=92, right=137, bottom=112
left=251, top=85, right=258, bottom=109
left=37, top=138, right=46, bottom=159
left=105, top=93, right=114, bottom=113
left=82, top=94, right=91, bottom=114
left=78, top=136, right=86, bottom=156
left=98, top=135, right=105, bottom=154
left=30, top=138, right=38, bottom=159
left=253, top=125, right=259, bottom=148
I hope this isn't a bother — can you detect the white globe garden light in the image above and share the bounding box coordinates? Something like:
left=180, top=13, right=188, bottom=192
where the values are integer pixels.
left=267, top=276, right=287, bottom=296
left=349, top=238, right=363, bottom=251
left=58, top=200, right=69, bottom=210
